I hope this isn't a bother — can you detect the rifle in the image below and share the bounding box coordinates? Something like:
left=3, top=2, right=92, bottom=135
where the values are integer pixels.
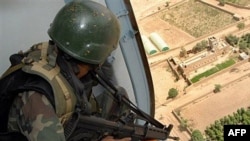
left=0, top=131, right=28, bottom=141
left=64, top=112, right=179, bottom=141
left=64, top=70, right=179, bottom=141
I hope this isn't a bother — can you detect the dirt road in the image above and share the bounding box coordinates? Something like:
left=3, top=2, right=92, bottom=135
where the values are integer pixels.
left=142, top=0, right=250, bottom=65
left=131, top=0, right=250, bottom=140
left=202, top=0, right=250, bottom=18
left=181, top=74, right=250, bottom=131
left=153, top=56, right=250, bottom=140
left=131, top=0, right=184, bottom=20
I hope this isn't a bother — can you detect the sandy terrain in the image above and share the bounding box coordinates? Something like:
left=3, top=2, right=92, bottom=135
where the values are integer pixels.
left=152, top=46, right=250, bottom=141
left=138, top=16, right=195, bottom=49
left=181, top=74, right=250, bottom=131
left=131, top=0, right=250, bottom=140
left=179, top=60, right=250, bottom=129
left=132, top=0, right=195, bottom=49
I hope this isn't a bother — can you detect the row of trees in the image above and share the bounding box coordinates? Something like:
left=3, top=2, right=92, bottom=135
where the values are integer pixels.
left=205, top=107, right=250, bottom=141
left=179, top=23, right=247, bottom=58
left=239, top=33, right=250, bottom=53
left=192, top=40, right=208, bottom=53
left=225, top=33, right=250, bottom=53
left=190, top=107, right=250, bottom=141
left=225, top=34, right=239, bottom=47
left=219, top=0, right=249, bottom=7
left=179, top=40, right=208, bottom=58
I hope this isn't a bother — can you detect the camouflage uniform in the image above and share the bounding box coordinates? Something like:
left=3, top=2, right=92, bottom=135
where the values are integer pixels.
left=8, top=91, right=66, bottom=141
left=2, top=1, right=123, bottom=141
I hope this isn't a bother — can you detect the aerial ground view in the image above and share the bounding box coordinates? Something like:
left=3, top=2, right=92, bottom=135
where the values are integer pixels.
left=131, top=0, right=250, bottom=140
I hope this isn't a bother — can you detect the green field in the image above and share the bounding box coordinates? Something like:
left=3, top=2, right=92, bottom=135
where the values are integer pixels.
left=226, top=0, right=250, bottom=6
left=191, top=59, right=236, bottom=83
left=159, top=0, right=237, bottom=38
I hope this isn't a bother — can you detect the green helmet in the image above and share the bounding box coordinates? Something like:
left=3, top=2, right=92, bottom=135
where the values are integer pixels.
left=48, top=0, right=121, bottom=65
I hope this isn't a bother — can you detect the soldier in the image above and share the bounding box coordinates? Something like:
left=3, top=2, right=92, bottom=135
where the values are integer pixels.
left=0, top=0, right=131, bottom=141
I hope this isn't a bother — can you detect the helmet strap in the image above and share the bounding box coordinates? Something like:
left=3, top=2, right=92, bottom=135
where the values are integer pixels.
left=47, top=41, right=58, bottom=67
left=56, top=47, right=80, bottom=75
left=56, top=50, right=92, bottom=115
left=71, top=61, right=80, bottom=76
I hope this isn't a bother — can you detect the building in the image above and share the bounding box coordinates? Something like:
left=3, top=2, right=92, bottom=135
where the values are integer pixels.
left=177, top=37, right=229, bottom=77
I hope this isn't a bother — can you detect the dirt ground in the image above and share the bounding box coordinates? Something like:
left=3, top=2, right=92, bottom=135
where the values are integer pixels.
left=150, top=47, right=250, bottom=140
left=131, top=0, right=195, bottom=49
left=181, top=74, right=250, bottom=132
left=180, top=61, right=250, bottom=130
left=138, top=16, right=195, bottom=49
left=131, top=0, right=250, bottom=140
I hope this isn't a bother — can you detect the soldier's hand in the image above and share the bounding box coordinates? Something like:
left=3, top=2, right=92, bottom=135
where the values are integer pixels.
left=101, top=136, right=131, bottom=141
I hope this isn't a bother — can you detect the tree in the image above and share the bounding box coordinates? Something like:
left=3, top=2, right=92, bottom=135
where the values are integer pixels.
left=191, top=130, right=204, bottom=141
left=179, top=118, right=188, bottom=131
left=168, top=88, right=178, bottom=98
left=237, top=22, right=245, bottom=30
left=239, top=42, right=248, bottom=52
left=165, top=1, right=170, bottom=7
left=247, top=33, right=250, bottom=43
left=205, top=128, right=216, bottom=140
left=179, top=47, right=187, bottom=57
left=192, top=40, right=208, bottom=53
left=225, top=34, right=239, bottom=47
left=214, top=84, right=221, bottom=93
left=219, top=0, right=225, bottom=6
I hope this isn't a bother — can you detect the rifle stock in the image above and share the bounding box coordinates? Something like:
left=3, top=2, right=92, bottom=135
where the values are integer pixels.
left=65, top=112, right=178, bottom=141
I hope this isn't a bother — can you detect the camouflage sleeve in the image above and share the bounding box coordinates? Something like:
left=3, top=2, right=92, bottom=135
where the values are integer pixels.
left=8, top=91, right=66, bottom=141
